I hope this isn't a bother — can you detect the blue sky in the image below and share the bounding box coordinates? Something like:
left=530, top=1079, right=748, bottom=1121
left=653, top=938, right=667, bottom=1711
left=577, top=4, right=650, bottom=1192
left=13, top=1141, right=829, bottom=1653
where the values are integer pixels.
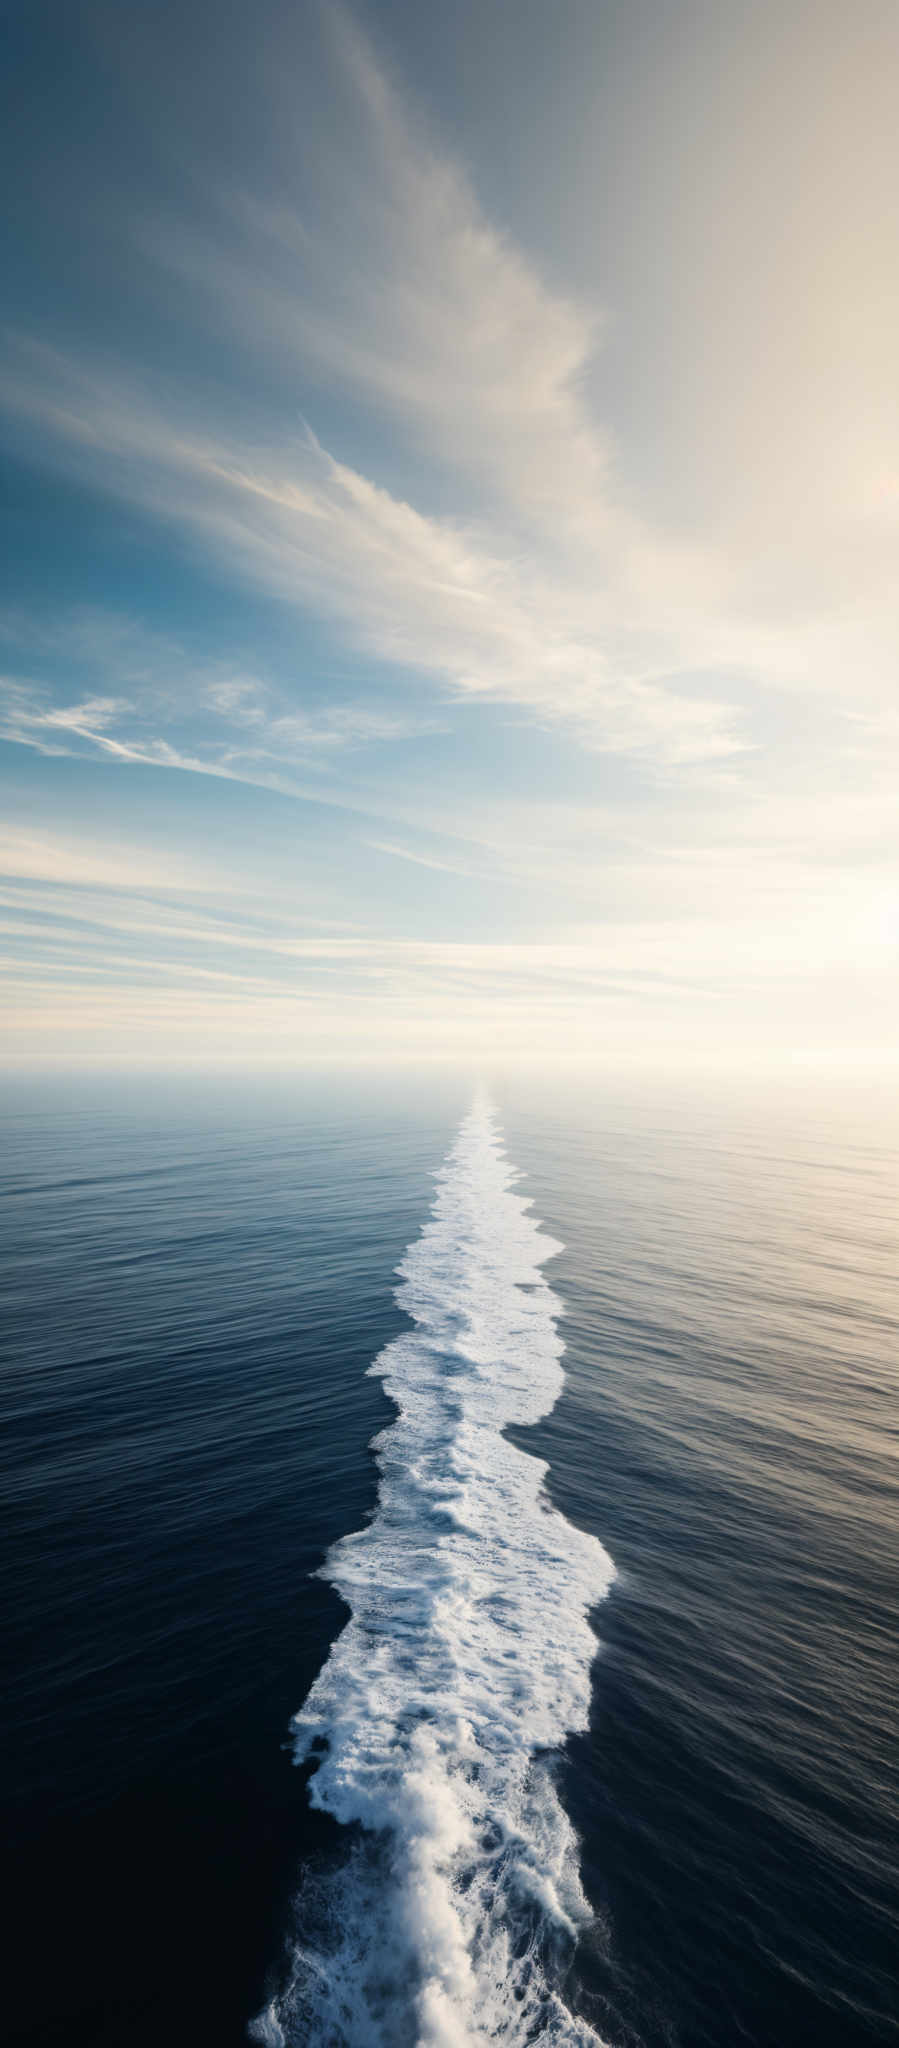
left=2, top=0, right=897, bottom=1068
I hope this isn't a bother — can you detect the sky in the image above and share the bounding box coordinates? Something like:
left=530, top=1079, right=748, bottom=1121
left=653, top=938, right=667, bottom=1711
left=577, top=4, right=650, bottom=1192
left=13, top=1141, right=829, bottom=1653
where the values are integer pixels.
left=1, top=0, right=897, bottom=1071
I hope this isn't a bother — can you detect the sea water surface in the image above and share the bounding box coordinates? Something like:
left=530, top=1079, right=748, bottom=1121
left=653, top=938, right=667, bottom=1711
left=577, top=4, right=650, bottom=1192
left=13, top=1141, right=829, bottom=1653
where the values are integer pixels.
left=2, top=1070, right=897, bottom=2047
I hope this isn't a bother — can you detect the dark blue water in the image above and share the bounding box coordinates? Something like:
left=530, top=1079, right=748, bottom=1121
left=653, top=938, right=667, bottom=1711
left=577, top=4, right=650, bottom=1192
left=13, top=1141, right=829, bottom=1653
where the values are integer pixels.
left=2, top=1072, right=897, bottom=2045
left=501, top=1078, right=899, bottom=2048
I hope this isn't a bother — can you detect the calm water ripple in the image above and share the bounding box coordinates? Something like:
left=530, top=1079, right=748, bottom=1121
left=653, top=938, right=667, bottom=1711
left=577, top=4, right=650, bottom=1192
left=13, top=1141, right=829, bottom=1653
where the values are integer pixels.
left=2, top=1071, right=897, bottom=2047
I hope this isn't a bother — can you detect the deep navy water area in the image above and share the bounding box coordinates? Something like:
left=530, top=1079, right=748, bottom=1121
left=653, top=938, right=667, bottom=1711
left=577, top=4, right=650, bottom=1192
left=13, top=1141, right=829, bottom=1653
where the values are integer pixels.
left=2, top=1070, right=897, bottom=2047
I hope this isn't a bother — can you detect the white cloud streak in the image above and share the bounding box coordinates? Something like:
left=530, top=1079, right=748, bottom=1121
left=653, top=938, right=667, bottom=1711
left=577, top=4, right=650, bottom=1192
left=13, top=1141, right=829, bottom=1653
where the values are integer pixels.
left=0, top=12, right=895, bottom=775
left=0, top=348, right=748, bottom=765
left=2, top=816, right=895, bottom=1071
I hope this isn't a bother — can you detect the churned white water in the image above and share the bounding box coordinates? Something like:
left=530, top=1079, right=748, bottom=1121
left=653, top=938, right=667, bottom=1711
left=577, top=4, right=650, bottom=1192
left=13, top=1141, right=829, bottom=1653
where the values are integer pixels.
left=255, top=1097, right=614, bottom=2046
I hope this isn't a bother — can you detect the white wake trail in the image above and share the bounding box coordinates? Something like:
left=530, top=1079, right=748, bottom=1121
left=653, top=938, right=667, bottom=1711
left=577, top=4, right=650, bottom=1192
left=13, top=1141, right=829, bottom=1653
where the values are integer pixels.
left=255, top=1097, right=614, bottom=2046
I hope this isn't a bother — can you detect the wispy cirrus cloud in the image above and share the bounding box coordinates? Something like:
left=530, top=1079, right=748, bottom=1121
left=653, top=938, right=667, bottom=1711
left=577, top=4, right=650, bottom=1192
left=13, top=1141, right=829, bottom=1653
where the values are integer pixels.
left=0, top=604, right=447, bottom=791
left=0, top=2, right=752, bottom=772
left=3, top=869, right=895, bottom=1071
left=148, top=4, right=613, bottom=542
left=7, top=0, right=895, bottom=789
left=0, top=344, right=747, bottom=766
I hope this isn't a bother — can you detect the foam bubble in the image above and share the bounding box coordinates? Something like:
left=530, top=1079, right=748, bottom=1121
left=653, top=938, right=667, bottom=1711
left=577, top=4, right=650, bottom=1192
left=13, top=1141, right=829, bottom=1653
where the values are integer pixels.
left=258, top=1097, right=615, bottom=2045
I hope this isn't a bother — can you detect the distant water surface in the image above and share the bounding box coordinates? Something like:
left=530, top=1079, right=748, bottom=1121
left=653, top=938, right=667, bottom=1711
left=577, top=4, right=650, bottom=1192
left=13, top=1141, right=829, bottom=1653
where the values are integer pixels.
left=1, top=1070, right=896, bottom=2046
left=500, top=1074, right=898, bottom=2048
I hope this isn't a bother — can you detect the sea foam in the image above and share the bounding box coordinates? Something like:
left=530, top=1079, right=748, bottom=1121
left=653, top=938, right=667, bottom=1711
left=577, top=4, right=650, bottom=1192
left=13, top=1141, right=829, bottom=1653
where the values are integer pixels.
left=255, top=1097, right=614, bottom=2046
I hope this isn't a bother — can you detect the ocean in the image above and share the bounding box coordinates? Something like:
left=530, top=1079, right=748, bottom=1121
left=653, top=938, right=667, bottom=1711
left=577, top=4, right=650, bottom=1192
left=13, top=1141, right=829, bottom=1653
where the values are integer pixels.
left=2, top=1070, right=897, bottom=2047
